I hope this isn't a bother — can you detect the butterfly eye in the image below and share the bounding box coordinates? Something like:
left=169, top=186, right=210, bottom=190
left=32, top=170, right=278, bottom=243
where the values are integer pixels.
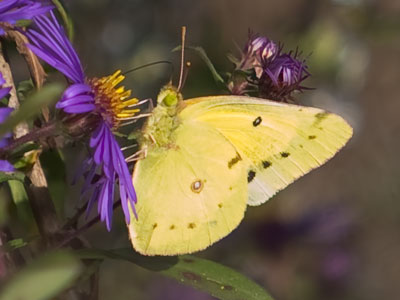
left=191, top=180, right=204, bottom=193
left=162, top=93, right=178, bottom=106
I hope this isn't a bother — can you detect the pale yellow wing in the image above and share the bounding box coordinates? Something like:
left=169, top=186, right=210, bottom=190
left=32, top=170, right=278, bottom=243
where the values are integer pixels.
left=130, top=121, right=248, bottom=256
left=179, top=95, right=353, bottom=206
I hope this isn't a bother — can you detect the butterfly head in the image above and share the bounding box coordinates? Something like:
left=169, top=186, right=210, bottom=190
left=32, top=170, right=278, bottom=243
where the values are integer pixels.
left=157, top=83, right=183, bottom=108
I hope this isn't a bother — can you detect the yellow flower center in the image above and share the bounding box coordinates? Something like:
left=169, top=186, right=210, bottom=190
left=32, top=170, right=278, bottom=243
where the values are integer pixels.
left=89, top=70, right=139, bottom=128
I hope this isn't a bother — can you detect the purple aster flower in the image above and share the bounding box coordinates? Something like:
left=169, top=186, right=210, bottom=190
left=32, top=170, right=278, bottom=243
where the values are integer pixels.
left=0, top=0, right=53, bottom=35
left=229, top=32, right=310, bottom=102
left=26, top=12, right=139, bottom=230
left=259, top=50, right=310, bottom=101
left=0, top=73, right=14, bottom=172
left=239, top=34, right=278, bottom=78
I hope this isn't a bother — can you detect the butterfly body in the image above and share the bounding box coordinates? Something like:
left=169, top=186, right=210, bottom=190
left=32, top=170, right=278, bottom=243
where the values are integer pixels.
left=129, top=87, right=353, bottom=255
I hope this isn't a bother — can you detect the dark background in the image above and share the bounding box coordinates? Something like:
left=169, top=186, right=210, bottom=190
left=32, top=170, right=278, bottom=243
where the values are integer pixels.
left=17, top=0, right=400, bottom=299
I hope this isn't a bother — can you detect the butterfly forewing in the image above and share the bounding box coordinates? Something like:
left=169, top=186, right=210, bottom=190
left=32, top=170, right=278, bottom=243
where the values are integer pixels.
left=180, top=96, right=353, bottom=206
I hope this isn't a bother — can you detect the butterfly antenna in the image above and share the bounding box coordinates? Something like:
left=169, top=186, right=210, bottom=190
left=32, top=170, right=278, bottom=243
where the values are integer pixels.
left=122, top=61, right=173, bottom=77
left=179, top=61, right=191, bottom=91
left=177, top=26, right=186, bottom=92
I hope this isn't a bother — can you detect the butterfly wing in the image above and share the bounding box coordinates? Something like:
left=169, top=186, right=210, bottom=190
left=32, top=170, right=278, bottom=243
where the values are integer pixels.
left=179, top=95, right=353, bottom=206
left=130, top=121, right=248, bottom=255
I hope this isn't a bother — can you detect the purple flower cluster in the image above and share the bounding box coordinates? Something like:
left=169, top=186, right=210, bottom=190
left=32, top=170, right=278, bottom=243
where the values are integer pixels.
left=26, top=12, right=138, bottom=230
left=231, top=33, right=310, bottom=102
left=0, top=0, right=52, bottom=35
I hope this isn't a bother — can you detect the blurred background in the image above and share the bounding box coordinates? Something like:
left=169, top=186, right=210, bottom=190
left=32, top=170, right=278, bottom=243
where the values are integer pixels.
left=6, top=0, right=400, bottom=299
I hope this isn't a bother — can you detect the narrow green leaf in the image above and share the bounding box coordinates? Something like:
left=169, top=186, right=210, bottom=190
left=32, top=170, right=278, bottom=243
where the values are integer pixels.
left=0, top=251, right=83, bottom=300
left=77, top=248, right=273, bottom=300
left=0, top=172, right=25, bottom=183
left=8, top=180, right=34, bottom=225
left=173, top=45, right=225, bottom=84
left=0, top=84, right=63, bottom=137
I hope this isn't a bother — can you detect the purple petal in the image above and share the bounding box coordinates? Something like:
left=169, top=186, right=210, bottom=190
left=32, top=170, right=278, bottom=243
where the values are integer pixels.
left=57, top=95, right=94, bottom=108
left=0, top=0, right=52, bottom=30
left=76, top=123, right=137, bottom=230
left=85, top=186, right=101, bottom=218
left=90, top=123, right=105, bottom=148
left=62, top=83, right=92, bottom=99
left=93, top=136, right=105, bottom=166
left=119, top=182, right=130, bottom=223
left=26, top=12, right=85, bottom=83
left=62, top=104, right=95, bottom=114
left=0, top=107, right=13, bottom=147
left=0, top=160, right=14, bottom=172
left=0, top=87, right=11, bottom=99
left=0, top=72, right=11, bottom=99
left=0, top=107, right=13, bottom=123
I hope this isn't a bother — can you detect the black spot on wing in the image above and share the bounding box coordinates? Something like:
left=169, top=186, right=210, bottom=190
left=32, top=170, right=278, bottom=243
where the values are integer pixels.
left=228, top=152, right=242, bottom=168
left=314, top=112, right=330, bottom=125
left=152, top=223, right=158, bottom=229
left=247, top=170, right=256, bottom=182
left=308, top=135, right=316, bottom=140
left=253, top=116, right=262, bottom=127
left=188, top=223, right=196, bottom=229
left=262, top=160, right=272, bottom=168
left=280, top=152, right=290, bottom=158
left=315, top=112, right=329, bottom=119
left=169, top=224, right=175, bottom=230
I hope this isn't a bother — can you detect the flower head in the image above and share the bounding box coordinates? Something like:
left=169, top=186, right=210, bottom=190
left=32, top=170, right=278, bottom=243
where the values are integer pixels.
left=240, top=34, right=278, bottom=77
left=259, top=50, right=310, bottom=101
left=27, top=12, right=138, bottom=230
left=230, top=33, right=310, bottom=102
left=0, top=0, right=53, bottom=35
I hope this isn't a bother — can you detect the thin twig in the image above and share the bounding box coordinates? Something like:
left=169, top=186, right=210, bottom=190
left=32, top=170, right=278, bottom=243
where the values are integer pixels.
left=0, top=121, right=58, bottom=156
left=62, top=204, right=88, bottom=230
left=56, top=201, right=122, bottom=248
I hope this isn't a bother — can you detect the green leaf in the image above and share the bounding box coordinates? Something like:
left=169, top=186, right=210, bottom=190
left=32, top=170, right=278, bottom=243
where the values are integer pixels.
left=17, top=80, right=35, bottom=103
left=7, top=238, right=27, bottom=249
left=0, top=238, right=28, bottom=253
left=0, top=251, right=83, bottom=300
left=0, top=84, right=63, bottom=137
left=15, top=19, right=32, bottom=28
left=0, top=171, right=25, bottom=183
left=9, top=143, right=39, bottom=159
left=173, top=45, right=225, bottom=84
left=77, top=248, right=273, bottom=300
left=8, top=180, right=34, bottom=226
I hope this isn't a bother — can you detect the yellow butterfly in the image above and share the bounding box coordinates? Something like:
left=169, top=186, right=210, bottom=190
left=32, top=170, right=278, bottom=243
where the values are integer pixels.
left=128, top=85, right=352, bottom=256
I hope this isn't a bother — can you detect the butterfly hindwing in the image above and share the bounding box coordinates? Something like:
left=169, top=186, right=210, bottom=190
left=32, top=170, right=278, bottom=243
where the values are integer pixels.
left=130, top=121, right=248, bottom=255
left=180, top=96, right=353, bottom=206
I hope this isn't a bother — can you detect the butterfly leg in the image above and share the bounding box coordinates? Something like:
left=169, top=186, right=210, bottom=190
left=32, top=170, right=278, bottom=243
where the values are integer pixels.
left=125, top=146, right=148, bottom=162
